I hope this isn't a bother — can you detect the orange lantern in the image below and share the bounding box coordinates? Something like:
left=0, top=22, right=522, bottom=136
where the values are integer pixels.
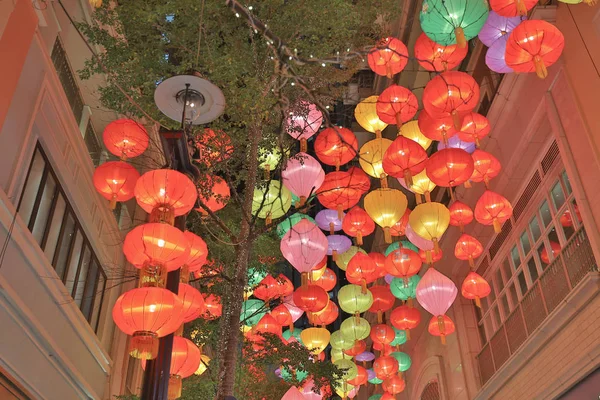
left=383, top=374, right=406, bottom=395
left=418, top=109, right=458, bottom=143
left=253, top=275, right=281, bottom=304
left=505, top=20, right=565, bottom=79
left=541, top=241, right=562, bottom=264
left=93, top=161, right=140, bottom=209
left=385, top=248, right=422, bottom=282
left=419, top=248, right=443, bottom=265
left=422, top=71, right=480, bottom=130
left=134, top=169, right=198, bottom=224
left=277, top=274, right=294, bottom=299
left=203, top=294, right=222, bottom=319
left=344, top=340, right=367, bottom=357
left=196, top=175, right=230, bottom=214
left=179, top=283, right=206, bottom=322
left=367, top=37, right=409, bottom=78
left=373, top=355, right=399, bottom=380
left=390, top=305, right=420, bottom=339
left=381, top=392, right=396, bottom=400
left=376, top=85, right=418, bottom=130
left=369, top=285, right=396, bottom=323
left=348, top=166, right=371, bottom=194
left=314, top=127, right=358, bottom=169
left=458, top=112, right=491, bottom=147
left=370, top=252, right=387, bottom=279
left=112, top=287, right=184, bottom=359
left=293, top=284, right=329, bottom=312
left=427, top=314, right=455, bottom=344
left=490, top=0, right=536, bottom=17
left=346, top=252, right=378, bottom=293
left=347, top=365, right=369, bottom=387
left=471, top=150, right=501, bottom=188
left=182, top=231, right=208, bottom=274
left=312, top=267, right=337, bottom=292
left=342, top=207, right=376, bottom=246
left=475, top=190, right=513, bottom=233
left=309, top=300, right=339, bottom=327
left=449, top=200, right=474, bottom=232
left=371, top=324, right=396, bottom=348
left=461, top=271, right=491, bottom=307
left=390, top=209, right=411, bottom=237
left=102, top=119, right=149, bottom=159
left=254, top=313, right=283, bottom=339
left=454, top=234, right=484, bottom=268
left=382, top=136, right=428, bottom=187
left=426, top=148, right=474, bottom=188
left=194, top=128, right=234, bottom=166
left=414, top=33, right=468, bottom=72
left=271, top=304, right=295, bottom=332
left=317, top=171, right=363, bottom=219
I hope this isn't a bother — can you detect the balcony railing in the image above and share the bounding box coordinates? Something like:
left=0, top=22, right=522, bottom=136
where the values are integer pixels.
left=476, top=227, right=597, bottom=384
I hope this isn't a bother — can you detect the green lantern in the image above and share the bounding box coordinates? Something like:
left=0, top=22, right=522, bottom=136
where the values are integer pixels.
left=390, top=275, right=421, bottom=306
left=368, top=373, right=383, bottom=385
left=420, top=0, right=489, bottom=48
left=259, top=146, right=288, bottom=177
left=331, top=348, right=349, bottom=363
left=283, top=328, right=304, bottom=345
left=340, top=316, right=371, bottom=342
left=391, top=328, right=408, bottom=347
left=336, top=246, right=367, bottom=271
left=333, top=359, right=358, bottom=381
left=247, top=266, right=268, bottom=288
left=369, top=395, right=383, bottom=400
left=338, top=284, right=373, bottom=315
left=390, top=351, right=412, bottom=372
left=280, top=366, right=308, bottom=382
left=240, top=299, right=266, bottom=327
left=385, top=240, right=418, bottom=256
left=276, top=213, right=315, bottom=239
left=251, top=180, right=291, bottom=223
left=330, top=330, right=354, bottom=350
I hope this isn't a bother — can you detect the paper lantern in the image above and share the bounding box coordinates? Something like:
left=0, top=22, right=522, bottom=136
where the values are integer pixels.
left=400, top=121, right=432, bottom=150
left=422, top=71, right=480, bottom=130
left=390, top=275, right=421, bottom=306
left=414, top=32, right=468, bottom=72
left=478, top=11, right=523, bottom=46
left=293, top=284, right=329, bottom=312
left=342, top=207, right=376, bottom=246
left=338, top=284, right=374, bottom=316
left=455, top=233, right=484, bottom=268
left=282, top=152, right=325, bottom=206
left=241, top=299, right=267, bottom=327
left=390, top=209, right=411, bottom=237
left=123, top=223, right=190, bottom=273
left=437, top=136, right=477, bottom=154
left=486, top=34, right=514, bottom=74
left=373, top=355, right=399, bottom=380
left=471, top=149, right=502, bottom=187
left=254, top=275, right=283, bottom=304
left=420, top=248, right=443, bottom=265
left=203, top=294, right=222, bottom=319
left=416, top=268, right=458, bottom=318
left=541, top=241, right=562, bottom=264
left=281, top=219, right=328, bottom=275
left=505, top=20, right=565, bottom=79
left=371, top=324, right=396, bottom=347
left=406, top=224, right=435, bottom=256
left=367, top=37, right=409, bottom=78
left=344, top=340, right=367, bottom=357
left=336, top=246, right=367, bottom=271
left=93, top=161, right=139, bottom=209
left=458, top=112, right=491, bottom=147
left=277, top=213, right=315, bottom=239
left=426, top=148, right=475, bottom=188
left=112, top=287, right=183, bottom=359
left=315, top=209, right=344, bottom=234
left=196, top=174, right=230, bottom=215
left=301, top=327, right=331, bottom=355
left=449, top=200, right=474, bottom=231
left=182, top=231, right=208, bottom=274
left=383, top=374, right=406, bottom=394
left=282, top=327, right=304, bottom=344
left=327, top=235, right=353, bottom=261
left=281, top=386, right=307, bottom=400
left=254, top=313, right=283, bottom=338
left=355, top=96, right=389, bottom=135
left=462, top=271, right=491, bottom=307
left=475, top=190, right=513, bottom=232
left=348, top=166, right=372, bottom=194
left=259, top=146, right=287, bottom=178
left=376, top=85, right=418, bottom=130
left=385, top=247, right=422, bottom=286
left=179, top=283, right=206, bottom=323
left=348, top=365, right=369, bottom=387
left=334, top=359, right=359, bottom=381
left=380, top=392, right=396, bottom=400
left=428, top=314, right=456, bottom=344
left=490, top=0, right=536, bottom=16
left=368, top=285, right=396, bottom=323
left=346, top=252, right=378, bottom=293
left=341, top=316, right=371, bottom=343
left=252, top=180, right=292, bottom=224
left=194, top=128, right=233, bottom=166
left=391, top=328, right=408, bottom=347
left=420, top=0, right=489, bottom=47
left=271, top=304, right=295, bottom=332
left=331, top=330, right=355, bottom=350
left=370, top=251, right=388, bottom=278
left=364, top=189, right=408, bottom=243
left=134, top=169, right=197, bottom=224
left=418, top=110, right=458, bottom=143
left=385, top=240, right=419, bottom=256
left=359, top=138, right=393, bottom=182
left=357, top=352, right=376, bottom=364
left=102, top=119, right=148, bottom=159
left=390, top=305, right=421, bottom=339
left=409, top=202, right=451, bottom=252
left=314, top=127, right=358, bottom=168
left=382, top=136, right=428, bottom=187
left=309, top=300, right=339, bottom=326
left=398, top=169, right=437, bottom=204
left=317, top=171, right=362, bottom=218
left=312, top=268, right=337, bottom=292
left=286, top=102, right=323, bottom=151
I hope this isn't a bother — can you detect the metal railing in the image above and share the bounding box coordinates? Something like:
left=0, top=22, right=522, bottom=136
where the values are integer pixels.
left=476, top=228, right=597, bottom=384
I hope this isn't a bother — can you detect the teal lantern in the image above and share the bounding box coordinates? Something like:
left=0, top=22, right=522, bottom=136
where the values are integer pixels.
left=390, top=275, right=421, bottom=307
left=390, top=351, right=412, bottom=372
left=369, top=395, right=383, bottom=400
left=283, top=328, right=304, bottom=345
left=276, top=212, right=315, bottom=239
left=385, top=240, right=418, bottom=256
left=240, top=299, right=266, bottom=326
left=368, top=374, right=383, bottom=385
left=247, top=266, right=268, bottom=288
left=390, top=328, right=408, bottom=347
left=420, top=0, right=489, bottom=48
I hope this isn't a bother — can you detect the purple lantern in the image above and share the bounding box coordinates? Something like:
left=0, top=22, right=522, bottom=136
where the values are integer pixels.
left=385, top=274, right=395, bottom=285
left=315, top=209, right=344, bottom=234
left=437, top=136, right=477, bottom=154
left=327, top=235, right=352, bottom=261
left=355, top=351, right=375, bottom=362
left=478, top=11, right=524, bottom=47
left=486, top=35, right=514, bottom=74
left=366, top=369, right=377, bottom=381
left=274, top=367, right=282, bottom=378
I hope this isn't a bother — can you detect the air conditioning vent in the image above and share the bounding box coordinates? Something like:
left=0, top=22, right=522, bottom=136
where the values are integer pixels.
left=513, top=171, right=541, bottom=221
left=541, top=140, right=559, bottom=175
left=489, top=220, right=513, bottom=260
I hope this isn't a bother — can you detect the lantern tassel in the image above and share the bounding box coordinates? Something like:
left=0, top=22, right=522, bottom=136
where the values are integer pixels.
left=361, top=279, right=367, bottom=294
left=449, top=187, right=455, bottom=201
left=469, top=257, right=475, bottom=269
left=332, top=249, right=338, bottom=261
left=454, top=27, right=467, bottom=48
left=475, top=136, right=481, bottom=148
left=459, top=223, right=464, bottom=233
left=437, top=315, right=445, bottom=334
left=168, top=375, right=182, bottom=400
left=386, top=64, right=394, bottom=79
left=380, top=174, right=388, bottom=189
left=355, top=312, right=360, bottom=325
left=384, top=227, right=392, bottom=244
left=330, top=222, right=335, bottom=235
left=533, top=55, right=548, bottom=79
left=130, top=331, right=159, bottom=360
left=297, top=196, right=307, bottom=209
left=406, top=329, right=411, bottom=340
left=264, top=165, right=270, bottom=180
left=395, top=113, right=403, bottom=131
left=515, top=0, right=528, bottom=16
left=464, top=180, right=472, bottom=189
left=403, top=169, right=413, bottom=188
left=377, top=310, right=383, bottom=324
left=337, top=205, right=344, bottom=221
left=493, top=218, right=502, bottom=233
left=583, top=0, right=597, bottom=5
left=426, top=250, right=433, bottom=264
left=266, top=212, right=272, bottom=226
left=300, top=138, right=308, bottom=153
left=407, top=297, right=414, bottom=308
left=441, top=334, right=447, bottom=345
left=416, top=194, right=422, bottom=204
left=357, top=231, right=363, bottom=246
left=451, top=110, right=462, bottom=131
left=109, top=195, right=117, bottom=210
left=289, top=323, right=295, bottom=333
left=301, top=272, right=309, bottom=287
left=425, top=191, right=432, bottom=203
left=475, top=296, right=482, bottom=308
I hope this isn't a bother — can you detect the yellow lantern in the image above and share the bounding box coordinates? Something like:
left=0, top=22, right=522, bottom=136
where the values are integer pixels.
left=354, top=96, right=388, bottom=136
left=333, top=359, right=358, bottom=381
left=338, top=284, right=373, bottom=319
left=330, top=348, right=348, bottom=363
left=405, top=169, right=437, bottom=203
left=334, top=381, right=355, bottom=399
left=336, top=246, right=367, bottom=271
left=364, top=188, right=408, bottom=243
left=330, top=330, right=355, bottom=350
left=194, top=354, right=211, bottom=376
left=340, top=316, right=371, bottom=343
left=401, top=120, right=432, bottom=150
left=359, top=138, right=393, bottom=187
left=311, top=264, right=327, bottom=281
left=251, top=180, right=291, bottom=224
left=300, top=327, right=330, bottom=355
left=409, top=202, right=451, bottom=252
left=259, top=146, right=288, bottom=179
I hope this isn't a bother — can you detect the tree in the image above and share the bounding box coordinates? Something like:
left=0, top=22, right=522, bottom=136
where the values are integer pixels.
left=79, top=1, right=398, bottom=398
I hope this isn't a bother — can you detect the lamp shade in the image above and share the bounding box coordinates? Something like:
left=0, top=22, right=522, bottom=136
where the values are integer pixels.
left=455, top=233, right=484, bottom=267
left=183, top=231, right=208, bottom=273
left=414, top=32, right=467, bottom=72
left=367, top=37, right=409, bottom=78
left=390, top=275, right=421, bottom=303
left=340, top=316, right=372, bottom=342
left=327, top=235, right=353, bottom=260
left=317, top=171, right=362, bottom=217
left=301, top=327, right=331, bottom=355
left=390, top=305, right=421, bottom=339
left=281, top=219, right=328, bottom=274
left=471, top=149, right=502, bottom=186
left=252, top=180, right=291, bottom=222
left=282, top=152, right=325, bottom=205
left=338, top=284, right=374, bottom=315
left=179, top=283, right=206, bottom=322
left=346, top=252, right=378, bottom=292
left=385, top=248, right=422, bottom=283
left=383, top=373, right=406, bottom=394
left=93, top=161, right=140, bottom=209
left=409, top=202, right=451, bottom=251
left=373, top=355, right=399, bottom=380
left=461, top=271, right=491, bottom=307
left=416, top=268, right=458, bottom=316
left=383, top=136, right=428, bottom=185
left=400, top=120, right=432, bottom=150
left=486, top=34, right=514, bottom=74
left=428, top=314, right=456, bottom=344
left=359, top=138, right=393, bottom=179
left=293, top=284, right=329, bottom=312
left=449, top=200, right=474, bottom=230
left=315, top=209, right=344, bottom=233
left=418, top=109, right=458, bottom=143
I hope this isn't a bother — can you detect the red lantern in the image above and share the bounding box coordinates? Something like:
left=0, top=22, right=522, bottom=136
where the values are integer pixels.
left=458, top=112, right=491, bottom=147
left=422, top=71, right=480, bottom=130
left=308, top=300, right=339, bottom=327
left=383, top=136, right=428, bottom=187
left=203, top=294, right=222, bottom=319
left=427, top=314, right=456, bottom=344
left=390, top=305, right=421, bottom=339
left=278, top=274, right=295, bottom=299
left=471, top=150, right=502, bottom=187
left=370, top=252, right=387, bottom=279
left=490, top=0, right=536, bottom=17
left=426, top=148, right=474, bottom=188
left=475, top=190, right=513, bottom=233
left=348, top=166, right=371, bottom=194
left=196, top=175, right=230, bottom=215
left=454, top=234, right=484, bottom=268
left=344, top=339, right=367, bottom=357
left=418, top=109, right=458, bottom=143
left=541, top=241, right=562, bottom=264
left=368, top=285, right=396, bottom=323
left=385, top=248, right=422, bottom=282
left=449, top=201, right=474, bottom=231
left=419, top=248, right=443, bottom=265
left=293, top=284, right=329, bottom=312
left=183, top=231, right=208, bottom=273
left=194, top=128, right=234, bottom=166
left=102, top=119, right=149, bottom=159
left=317, top=171, right=362, bottom=219
left=505, top=20, right=565, bottom=79
left=134, top=169, right=198, bottom=224
left=343, top=207, right=376, bottom=246
left=461, top=271, right=491, bottom=307
left=414, top=33, right=467, bottom=72
left=376, top=85, right=418, bottom=130
left=371, top=324, right=396, bottom=347
left=314, top=127, right=358, bottom=169
left=368, top=37, right=409, bottom=78
left=313, top=268, right=337, bottom=292
left=112, top=287, right=184, bottom=359
left=390, top=208, right=411, bottom=237
left=383, top=374, right=406, bottom=395
left=381, top=392, right=396, bottom=400
left=346, top=252, right=378, bottom=293
left=254, top=313, right=283, bottom=339
left=254, top=275, right=282, bottom=304
left=179, top=283, right=206, bottom=322
left=93, top=161, right=140, bottom=209
left=271, top=304, right=294, bottom=332
left=373, top=355, right=399, bottom=380
left=347, top=365, right=369, bottom=387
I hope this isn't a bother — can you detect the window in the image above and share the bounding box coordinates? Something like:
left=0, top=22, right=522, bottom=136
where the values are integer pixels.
left=18, top=145, right=106, bottom=332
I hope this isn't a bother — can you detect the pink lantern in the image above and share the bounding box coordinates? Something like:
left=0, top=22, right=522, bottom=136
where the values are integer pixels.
left=281, top=386, right=307, bottom=400
left=282, top=295, right=304, bottom=323
left=406, top=224, right=434, bottom=252
left=282, top=152, right=325, bottom=207
left=301, top=379, right=326, bottom=400
left=287, top=102, right=323, bottom=151
left=416, top=268, right=458, bottom=344
left=281, top=219, right=328, bottom=276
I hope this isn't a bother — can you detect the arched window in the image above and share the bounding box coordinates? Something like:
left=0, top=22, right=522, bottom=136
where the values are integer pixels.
left=421, top=381, right=441, bottom=400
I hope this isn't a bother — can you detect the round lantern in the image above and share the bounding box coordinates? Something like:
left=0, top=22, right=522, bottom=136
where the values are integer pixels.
left=346, top=252, right=378, bottom=293
left=364, top=189, right=408, bottom=243
left=475, top=190, right=513, bottom=233
left=196, top=174, right=230, bottom=215
left=490, top=0, right=536, bottom=16
left=93, top=161, right=140, bottom=209
left=455, top=233, right=484, bottom=267
left=253, top=275, right=282, bottom=304
left=314, top=127, right=358, bottom=168
left=373, top=355, right=399, bottom=380
left=418, top=110, right=458, bottom=143
left=112, top=287, right=184, bottom=359
left=348, top=365, right=369, bottom=387
left=341, top=316, right=372, bottom=343
left=371, top=324, right=396, bottom=348
left=253, top=313, right=283, bottom=340
left=376, top=85, right=419, bottom=130
left=282, top=327, right=304, bottom=344
left=194, top=128, right=233, bottom=167
left=409, top=202, right=451, bottom=252
left=368, top=285, right=396, bottom=323
left=420, top=0, right=489, bottom=48
left=344, top=339, right=367, bottom=357
left=385, top=240, right=419, bottom=256
left=317, top=171, right=362, bottom=219
left=367, top=37, right=409, bottom=78
left=383, top=374, right=406, bottom=395
left=334, top=357, right=358, bottom=382
left=293, top=284, right=329, bottom=312
left=461, top=271, right=491, bottom=307
left=183, top=231, right=208, bottom=273
left=311, top=259, right=328, bottom=281
left=390, top=275, right=421, bottom=306
left=478, top=11, right=523, bottom=46
left=390, top=209, right=411, bottom=237
left=330, top=330, right=355, bottom=351
left=505, top=20, right=565, bottom=79
left=406, top=224, right=435, bottom=257
left=422, top=71, right=480, bottom=130
left=458, top=112, right=491, bottom=147
left=102, top=119, right=148, bottom=159
left=277, top=213, right=315, bottom=239
left=343, top=207, right=376, bottom=246
left=327, top=235, right=353, bottom=261
left=355, top=96, right=389, bottom=135
left=252, top=180, right=291, bottom=224
left=541, top=241, right=562, bottom=264
left=471, top=149, right=502, bottom=187
left=414, top=32, right=468, bottom=72
left=282, top=152, right=325, bottom=207
left=258, top=146, right=287, bottom=178
left=486, top=34, right=514, bottom=74
left=309, top=300, right=339, bottom=326
left=426, top=148, right=475, bottom=188
left=336, top=246, right=367, bottom=271
left=281, top=219, right=328, bottom=276
left=315, top=209, right=344, bottom=234
left=428, top=314, right=456, bottom=344
left=301, top=327, right=331, bottom=355
left=382, top=136, right=428, bottom=187
left=391, top=328, right=408, bottom=347
left=400, top=120, right=432, bottom=150
left=420, top=247, right=443, bottom=265
left=437, top=136, right=477, bottom=154
left=338, top=284, right=374, bottom=317
left=449, top=200, right=474, bottom=231
left=348, top=166, right=372, bottom=194
left=398, top=169, right=437, bottom=204
left=241, top=299, right=267, bottom=327
left=385, top=248, right=422, bottom=286
left=287, top=101, right=323, bottom=151
left=203, top=294, right=222, bottom=319
left=270, top=303, right=295, bottom=332
left=359, top=138, right=393, bottom=183
left=390, top=304, right=421, bottom=339
left=179, top=283, right=205, bottom=322
left=312, top=267, right=337, bottom=292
